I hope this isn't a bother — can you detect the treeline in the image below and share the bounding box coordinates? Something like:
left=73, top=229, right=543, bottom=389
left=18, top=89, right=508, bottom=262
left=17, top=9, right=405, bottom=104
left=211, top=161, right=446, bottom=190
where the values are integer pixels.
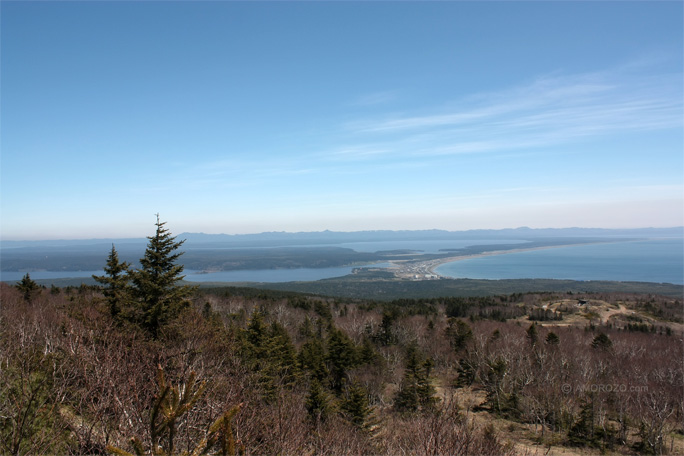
left=255, top=276, right=684, bottom=300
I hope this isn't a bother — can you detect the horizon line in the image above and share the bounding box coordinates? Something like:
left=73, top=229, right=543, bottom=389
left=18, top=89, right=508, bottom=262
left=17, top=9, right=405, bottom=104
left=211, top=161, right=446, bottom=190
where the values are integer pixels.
left=2, top=225, right=683, bottom=243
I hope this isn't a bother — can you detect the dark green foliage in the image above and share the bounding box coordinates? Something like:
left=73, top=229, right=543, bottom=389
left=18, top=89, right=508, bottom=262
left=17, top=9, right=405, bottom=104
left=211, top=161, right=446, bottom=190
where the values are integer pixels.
left=545, top=331, right=560, bottom=346
left=129, top=216, right=196, bottom=338
left=372, top=312, right=398, bottom=346
left=298, top=314, right=318, bottom=334
left=326, top=326, right=358, bottom=392
left=591, top=332, right=612, bottom=350
left=256, top=278, right=684, bottom=301
left=299, top=338, right=329, bottom=381
left=298, top=316, right=315, bottom=339
left=394, top=343, right=438, bottom=413
left=305, top=378, right=332, bottom=423
left=625, top=322, right=654, bottom=333
left=266, top=321, right=299, bottom=386
left=445, top=298, right=472, bottom=318
left=455, top=356, right=477, bottom=387
left=526, top=323, right=538, bottom=347
left=242, top=312, right=300, bottom=401
left=15, top=273, right=40, bottom=303
left=445, top=318, right=473, bottom=352
left=358, top=337, right=380, bottom=365
left=326, top=326, right=359, bottom=391
left=202, top=302, right=212, bottom=319
left=93, top=245, right=131, bottom=318
left=341, top=382, right=374, bottom=429
left=314, top=301, right=333, bottom=321
left=288, top=297, right=312, bottom=311
left=567, top=396, right=616, bottom=449
left=483, top=357, right=520, bottom=419
left=244, top=311, right=268, bottom=357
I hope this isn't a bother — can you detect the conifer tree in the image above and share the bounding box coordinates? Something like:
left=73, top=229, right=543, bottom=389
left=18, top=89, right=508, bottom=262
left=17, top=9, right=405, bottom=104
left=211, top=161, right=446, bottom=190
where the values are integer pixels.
left=326, top=326, right=358, bottom=392
left=298, top=338, right=329, bottom=382
left=445, top=318, right=473, bottom=352
left=244, top=311, right=269, bottom=359
left=242, top=313, right=300, bottom=401
left=298, top=316, right=315, bottom=339
left=16, top=273, right=40, bottom=303
left=341, top=381, right=374, bottom=429
left=130, top=215, right=195, bottom=338
left=358, top=337, right=379, bottom=365
left=306, top=378, right=332, bottom=424
left=394, top=342, right=438, bottom=413
left=373, top=312, right=397, bottom=346
left=93, top=244, right=131, bottom=318
left=545, top=331, right=560, bottom=346
left=262, top=321, right=300, bottom=398
left=526, top=322, right=539, bottom=347
left=591, top=332, right=612, bottom=350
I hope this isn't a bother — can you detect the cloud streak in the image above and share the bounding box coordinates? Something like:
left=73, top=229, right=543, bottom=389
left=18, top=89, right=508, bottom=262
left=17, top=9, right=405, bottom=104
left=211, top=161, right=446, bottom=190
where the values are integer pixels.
left=337, top=66, right=682, bottom=161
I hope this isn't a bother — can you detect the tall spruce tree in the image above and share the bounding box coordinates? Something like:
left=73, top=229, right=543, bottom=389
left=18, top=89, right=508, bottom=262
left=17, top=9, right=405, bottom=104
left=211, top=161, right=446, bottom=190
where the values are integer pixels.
left=394, top=342, right=438, bottom=413
left=341, top=381, right=374, bottom=429
left=130, top=215, right=195, bottom=338
left=16, top=273, right=40, bottom=303
left=306, top=378, right=332, bottom=423
left=326, top=326, right=358, bottom=392
left=93, top=244, right=131, bottom=318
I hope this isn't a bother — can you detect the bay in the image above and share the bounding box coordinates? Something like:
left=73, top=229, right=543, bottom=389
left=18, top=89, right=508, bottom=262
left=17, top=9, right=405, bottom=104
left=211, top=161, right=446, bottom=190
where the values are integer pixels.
left=183, top=262, right=393, bottom=283
left=0, top=270, right=105, bottom=281
left=435, top=239, right=684, bottom=285
left=0, top=263, right=394, bottom=284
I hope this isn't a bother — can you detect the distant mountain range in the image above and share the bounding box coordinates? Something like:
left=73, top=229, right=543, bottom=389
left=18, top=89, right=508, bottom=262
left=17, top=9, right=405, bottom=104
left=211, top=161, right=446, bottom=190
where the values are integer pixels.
left=3, top=226, right=682, bottom=249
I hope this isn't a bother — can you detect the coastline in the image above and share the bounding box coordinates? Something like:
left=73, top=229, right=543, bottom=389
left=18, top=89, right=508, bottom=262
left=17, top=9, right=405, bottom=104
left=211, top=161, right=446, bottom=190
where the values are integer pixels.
left=387, top=241, right=633, bottom=280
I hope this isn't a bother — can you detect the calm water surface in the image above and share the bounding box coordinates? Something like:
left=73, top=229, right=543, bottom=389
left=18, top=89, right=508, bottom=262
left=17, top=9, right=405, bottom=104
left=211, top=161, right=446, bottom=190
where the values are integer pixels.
left=435, top=239, right=684, bottom=284
left=0, top=263, right=393, bottom=284
left=183, top=262, right=393, bottom=283
left=3, top=239, right=682, bottom=285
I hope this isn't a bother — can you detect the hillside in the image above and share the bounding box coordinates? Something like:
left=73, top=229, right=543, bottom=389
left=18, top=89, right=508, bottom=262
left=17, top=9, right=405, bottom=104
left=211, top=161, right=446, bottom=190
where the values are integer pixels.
left=2, top=281, right=682, bottom=455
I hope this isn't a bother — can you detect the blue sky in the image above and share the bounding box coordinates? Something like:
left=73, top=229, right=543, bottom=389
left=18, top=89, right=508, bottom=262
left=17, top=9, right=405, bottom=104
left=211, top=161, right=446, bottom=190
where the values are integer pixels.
left=1, top=1, right=682, bottom=240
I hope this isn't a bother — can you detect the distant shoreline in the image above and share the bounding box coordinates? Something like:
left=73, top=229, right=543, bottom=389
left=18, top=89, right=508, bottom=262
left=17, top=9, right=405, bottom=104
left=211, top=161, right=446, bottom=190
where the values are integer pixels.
left=388, top=240, right=642, bottom=280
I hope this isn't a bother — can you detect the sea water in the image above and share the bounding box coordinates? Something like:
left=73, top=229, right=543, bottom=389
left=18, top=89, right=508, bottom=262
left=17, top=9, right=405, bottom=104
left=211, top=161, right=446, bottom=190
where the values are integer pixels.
left=183, top=262, right=393, bottom=283
left=0, top=263, right=394, bottom=284
left=435, top=239, right=684, bottom=285
left=3, top=239, right=682, bottom=285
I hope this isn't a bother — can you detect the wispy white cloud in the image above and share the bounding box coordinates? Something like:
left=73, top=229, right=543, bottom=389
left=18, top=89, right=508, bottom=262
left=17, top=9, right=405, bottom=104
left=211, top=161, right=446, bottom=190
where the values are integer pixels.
left=159, top=62, right=682, bottom=195
left=338, top=65, right=682, bottom=161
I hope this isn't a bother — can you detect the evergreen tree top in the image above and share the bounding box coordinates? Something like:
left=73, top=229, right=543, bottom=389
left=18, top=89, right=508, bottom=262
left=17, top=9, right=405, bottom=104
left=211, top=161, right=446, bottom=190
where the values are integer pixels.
left=139, top=215, right=186, bottom=275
